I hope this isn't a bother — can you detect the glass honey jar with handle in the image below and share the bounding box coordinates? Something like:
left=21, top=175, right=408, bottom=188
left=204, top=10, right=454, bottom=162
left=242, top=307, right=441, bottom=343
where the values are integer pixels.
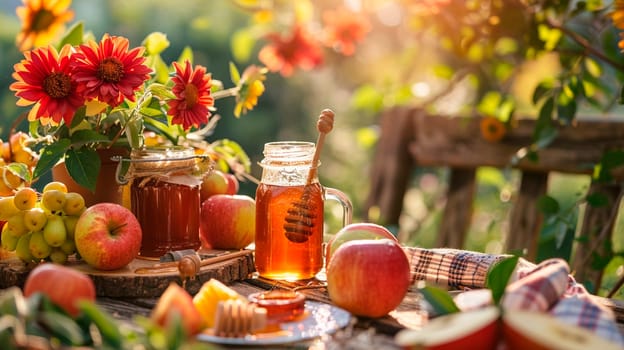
left=255, top=141, right=352, bottom=280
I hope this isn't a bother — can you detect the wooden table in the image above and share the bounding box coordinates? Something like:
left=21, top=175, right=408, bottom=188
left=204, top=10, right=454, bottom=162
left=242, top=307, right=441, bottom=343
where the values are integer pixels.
left=95, top=274, right=624, bottom=349
left=3, top=252, right=624, bottom=348
left=97, top=275, right=420, bottom=349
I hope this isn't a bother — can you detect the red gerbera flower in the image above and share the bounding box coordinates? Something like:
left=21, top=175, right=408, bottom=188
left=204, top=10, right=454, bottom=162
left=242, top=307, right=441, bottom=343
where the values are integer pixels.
left=322, top=7, right=371, bottom=56
left=10, top=45, right=85, bottom=125
left=167, top=60, right=214, bottom=131
left=71, top=34, right=152, bottom=107
left=258, top=24, right=324, bottom=77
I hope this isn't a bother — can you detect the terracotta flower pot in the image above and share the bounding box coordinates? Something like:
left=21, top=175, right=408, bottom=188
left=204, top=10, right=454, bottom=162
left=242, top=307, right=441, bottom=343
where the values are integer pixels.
left=52, top=148, right=130, bottom=208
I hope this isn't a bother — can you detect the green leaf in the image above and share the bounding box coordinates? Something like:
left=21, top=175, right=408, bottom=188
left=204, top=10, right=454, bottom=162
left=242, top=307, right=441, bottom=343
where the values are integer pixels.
left=143, top=32, right=170, bottom=56
left=6, top=162, right=32, bottom=183
left=586, top=192, right=609, bottom=208
left=486, top=255, right=519, bottom=305
left=231, top=28, right=255, bottom=63
left=65, top=147, right=101, bottom=192
left=419, top=285, right=460, bottom=316
left=532, top=80, right=554, bottom=104
left=584, top=57, right=602, bottom=78
left=58, top=21, right=84, bottom=47
left=176, top=46, right=194, bottom=65
left=70, top=129, right=111, bottom=145
left=78, top=301, right=123, bottom=348
left=537, top=195, right=560, bottom=215
left=152, top=55, right=171, bottom=84
left=432, top=64, right=454, bottom=79
left=533, top=97, right=558, bottom=149
left=38, top=311, right=87, bottom=345
left=69, top=106, right=87, bottom=129
left=32, top=139, right=71, bottom=180
left=229, top=62, right=241, bottom=85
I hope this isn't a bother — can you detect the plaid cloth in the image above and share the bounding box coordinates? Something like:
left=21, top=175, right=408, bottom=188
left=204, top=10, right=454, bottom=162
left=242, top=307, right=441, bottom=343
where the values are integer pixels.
left=403, top=247, right=624, bottom=346
left=403, top=247, right=506, bottom=289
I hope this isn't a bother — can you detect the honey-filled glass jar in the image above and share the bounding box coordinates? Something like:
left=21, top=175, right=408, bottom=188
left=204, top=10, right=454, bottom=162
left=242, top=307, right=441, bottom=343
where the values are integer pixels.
left=120, top=146, right=202, bottom=259
left=255, top=141, right=352, bottom=280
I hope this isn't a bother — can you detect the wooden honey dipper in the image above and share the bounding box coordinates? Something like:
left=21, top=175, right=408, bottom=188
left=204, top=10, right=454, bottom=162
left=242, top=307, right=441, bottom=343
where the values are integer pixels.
left=283, top=109, right=334, bottom=243
left=213, top=299, right=268, bottom=338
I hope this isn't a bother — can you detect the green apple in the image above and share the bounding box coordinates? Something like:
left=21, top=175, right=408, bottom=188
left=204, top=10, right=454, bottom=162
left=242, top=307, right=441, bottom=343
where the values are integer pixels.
left=199, top=194, right=255, bottom=249
left=23, top=207, right=47, bottom=232
left=325, top=222, right=397, bottom=265
left=43, top=215, right=67, bottom=247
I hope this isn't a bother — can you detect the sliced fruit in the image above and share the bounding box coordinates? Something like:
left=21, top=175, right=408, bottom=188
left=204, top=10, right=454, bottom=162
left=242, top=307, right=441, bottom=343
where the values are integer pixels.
left=395, top=306, right=500, bottom=350
left=192, top=279, right=245, bottom=328
left=503, top=310, right=622, bottom=350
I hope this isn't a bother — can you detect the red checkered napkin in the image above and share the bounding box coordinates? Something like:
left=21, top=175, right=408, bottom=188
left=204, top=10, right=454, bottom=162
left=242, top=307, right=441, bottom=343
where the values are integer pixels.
left=502, top=258, right=624, bottom=346
left=403, top=247, right=624, bottom=346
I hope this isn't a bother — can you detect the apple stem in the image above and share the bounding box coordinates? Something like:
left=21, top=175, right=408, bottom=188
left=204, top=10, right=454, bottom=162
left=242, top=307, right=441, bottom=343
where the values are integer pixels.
left=110, top=222, right=128, bottom=234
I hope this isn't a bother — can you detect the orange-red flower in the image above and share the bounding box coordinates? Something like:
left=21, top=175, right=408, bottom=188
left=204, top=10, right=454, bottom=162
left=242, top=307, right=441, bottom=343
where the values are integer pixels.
left=258, top=24, right=324, bottom=76
left=612, top=0, right=624, bottom=30
left=480, top=116, right=507, bottom=143
left=71, top=34, right=152, bottom=108
left=167, top=60, right=214, bottom=131
left=322, top=7, right=371, bottom=56
left=10, top=45, right=84, bottom=125
left=15, top=0, right=74, bottom=52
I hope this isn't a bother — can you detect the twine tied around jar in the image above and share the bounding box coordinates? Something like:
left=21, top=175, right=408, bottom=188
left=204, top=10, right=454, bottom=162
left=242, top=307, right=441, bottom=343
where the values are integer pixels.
left=112, top=146, right=211, bottom=187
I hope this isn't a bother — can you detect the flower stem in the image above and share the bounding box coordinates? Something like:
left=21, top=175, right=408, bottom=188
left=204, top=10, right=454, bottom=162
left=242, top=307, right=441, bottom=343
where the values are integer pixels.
left=212, top=87, right=239, bottom=100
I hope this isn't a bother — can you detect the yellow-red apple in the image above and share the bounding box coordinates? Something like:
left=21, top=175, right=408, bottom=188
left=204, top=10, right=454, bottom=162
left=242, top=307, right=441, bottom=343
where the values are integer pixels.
left=224, top=173, right=239, bottom=194
left=200, top=171, right=229, bottom=202
left=395, top=306, right=500, bottom=350
left=23, top=263, right=96, bottom=316
left=151, top=282, right=203, bottom=335
left=199, top=194, right=255, bottom=249
left=74, top=203, right=142, bottom=270
left=326, top=239, right=410, bottom=318
left=503, top=310, right=622, bottom=350
left=325, top=222, right=397, bottom=265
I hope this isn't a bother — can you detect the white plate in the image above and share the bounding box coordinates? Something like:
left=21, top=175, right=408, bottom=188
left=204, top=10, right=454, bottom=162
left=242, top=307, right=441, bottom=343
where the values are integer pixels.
left=197, top=301, right=351, bottom=346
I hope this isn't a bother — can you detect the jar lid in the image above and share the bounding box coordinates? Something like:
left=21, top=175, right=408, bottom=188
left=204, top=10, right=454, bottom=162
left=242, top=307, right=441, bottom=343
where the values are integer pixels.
left=260, top=141, right=316, bottom=167
left=130, top=146, right=197, bottom=172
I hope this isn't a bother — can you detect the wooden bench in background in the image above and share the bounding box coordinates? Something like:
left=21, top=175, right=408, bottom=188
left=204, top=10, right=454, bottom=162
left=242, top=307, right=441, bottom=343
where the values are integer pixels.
left=365, top=106, right=624, bottom=293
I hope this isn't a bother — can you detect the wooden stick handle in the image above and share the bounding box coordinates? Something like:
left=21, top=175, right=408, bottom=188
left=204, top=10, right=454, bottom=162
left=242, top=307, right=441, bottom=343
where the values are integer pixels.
left=134, top=250, right=251, bottom=275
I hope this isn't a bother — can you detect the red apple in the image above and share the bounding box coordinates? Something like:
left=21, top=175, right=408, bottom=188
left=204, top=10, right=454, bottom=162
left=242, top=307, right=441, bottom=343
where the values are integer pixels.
left=23, top=263, right=96, bottom=316
left=395, top=306, right=500, bottom=350
left=74, top=203, right=142, bottom=270
left=503, top=310, right=622, bottom=350
left=224, top=173, right=239, bottom=195
left=199, top=194, right=255, bottom=249
left=325, top=222, right=397, bottom=266
left=326, top=239, right=410, bottom=318
left=200, top=171, right=229, bottom=202
left=151, top=282, right=203, bottom=335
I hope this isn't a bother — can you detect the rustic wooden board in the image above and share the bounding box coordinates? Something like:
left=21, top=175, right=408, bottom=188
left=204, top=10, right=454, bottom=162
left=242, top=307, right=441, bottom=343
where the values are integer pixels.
left=0, top=249, right=255, bottom=298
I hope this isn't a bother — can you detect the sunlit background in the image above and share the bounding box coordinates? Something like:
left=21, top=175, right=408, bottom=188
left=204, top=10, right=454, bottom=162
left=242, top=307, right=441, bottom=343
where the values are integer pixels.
left=1, top=0, right=623, bottom=297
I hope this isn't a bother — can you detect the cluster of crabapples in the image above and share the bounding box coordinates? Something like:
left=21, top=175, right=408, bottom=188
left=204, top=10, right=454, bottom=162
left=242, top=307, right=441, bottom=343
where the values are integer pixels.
left=0, top=131, right=39, bottom=196
left=0, top=182, right=86, bottom=264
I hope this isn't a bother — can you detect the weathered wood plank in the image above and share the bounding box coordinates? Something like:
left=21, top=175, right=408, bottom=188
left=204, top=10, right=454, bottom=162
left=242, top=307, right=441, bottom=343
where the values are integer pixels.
left=506, top=171, right=548, bottom=261
left=409, top=114, right=624, bottom=177
left=0, top=250, right=255, bottom=298
left=436, top=168, right=476, bottom=248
